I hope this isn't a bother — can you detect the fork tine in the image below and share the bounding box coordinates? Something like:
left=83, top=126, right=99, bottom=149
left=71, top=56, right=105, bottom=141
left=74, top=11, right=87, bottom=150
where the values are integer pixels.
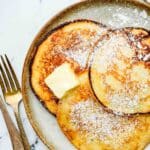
left=0, top=74, right=6, bottom=94
left=5, top=55, right=21, bottom=91
left=0, top=63, right=11, bottom=93
left=1, top=55, right=16, bottom=92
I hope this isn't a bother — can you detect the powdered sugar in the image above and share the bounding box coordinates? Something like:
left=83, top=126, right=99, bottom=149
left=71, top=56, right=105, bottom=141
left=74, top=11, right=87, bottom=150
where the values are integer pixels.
left=70, top=100, right=138, bottom=147
left=93, top=32, right=132, bottom=73
left=57, top=27, right=107, bottom=69
left=108, top=93, right=139, bottom=113
left=107, top=7, right=150, bottom=28
left=90, top=29, right=150, bottom=114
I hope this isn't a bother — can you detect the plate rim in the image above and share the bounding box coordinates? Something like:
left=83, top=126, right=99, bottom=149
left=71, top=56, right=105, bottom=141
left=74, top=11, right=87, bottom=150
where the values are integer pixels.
left=22, top=0, right=150, bottom=149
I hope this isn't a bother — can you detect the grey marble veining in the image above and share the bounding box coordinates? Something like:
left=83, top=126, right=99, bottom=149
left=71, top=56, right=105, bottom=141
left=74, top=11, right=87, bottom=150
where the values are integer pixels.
left=19, top=101, right=48, bottom=150
left=0, top=101, right=19, bottom=150
left=0, top=110, right=12, bottom=150
left=0, top=101, right=48, bottom=150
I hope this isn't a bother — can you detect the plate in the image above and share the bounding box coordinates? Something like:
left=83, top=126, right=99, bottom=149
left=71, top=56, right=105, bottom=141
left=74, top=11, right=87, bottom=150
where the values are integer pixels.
left=22, top=0, right=150, bottom=149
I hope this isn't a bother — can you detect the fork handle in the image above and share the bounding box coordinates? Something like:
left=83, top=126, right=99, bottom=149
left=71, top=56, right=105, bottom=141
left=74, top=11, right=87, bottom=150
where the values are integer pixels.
left=0, top=98, right=24, bottom=150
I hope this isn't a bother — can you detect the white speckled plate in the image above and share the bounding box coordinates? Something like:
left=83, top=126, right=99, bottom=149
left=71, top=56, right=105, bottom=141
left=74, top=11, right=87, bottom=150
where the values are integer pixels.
left=22, top=0, right=150, bottom=149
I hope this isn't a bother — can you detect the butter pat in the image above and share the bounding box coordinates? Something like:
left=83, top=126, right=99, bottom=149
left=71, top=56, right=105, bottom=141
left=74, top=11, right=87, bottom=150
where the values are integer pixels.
left=45, top=62, right=79, bottom=99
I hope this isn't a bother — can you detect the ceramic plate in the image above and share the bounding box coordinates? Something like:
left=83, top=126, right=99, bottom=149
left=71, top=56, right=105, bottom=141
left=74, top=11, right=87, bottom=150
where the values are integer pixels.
left=22, top=0, right=150, bottom=149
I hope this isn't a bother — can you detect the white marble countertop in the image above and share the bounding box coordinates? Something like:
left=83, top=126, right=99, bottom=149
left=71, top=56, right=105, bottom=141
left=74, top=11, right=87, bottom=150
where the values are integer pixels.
left=0, top=0, right=150, bottom=150
left=0, top=0, right=78, bottom=149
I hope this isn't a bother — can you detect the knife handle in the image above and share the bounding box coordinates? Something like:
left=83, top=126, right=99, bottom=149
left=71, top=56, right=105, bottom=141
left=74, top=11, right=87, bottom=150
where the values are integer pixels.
left=0, top=96, right=24, bottom=150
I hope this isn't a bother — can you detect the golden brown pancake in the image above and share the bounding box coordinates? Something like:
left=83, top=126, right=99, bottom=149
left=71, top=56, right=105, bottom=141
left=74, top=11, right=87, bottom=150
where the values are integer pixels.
left=90, top=28, right=150, bottom=114
left=31, top=20, right=108, bottom=114
left=57, top=72, right=150, bottom=150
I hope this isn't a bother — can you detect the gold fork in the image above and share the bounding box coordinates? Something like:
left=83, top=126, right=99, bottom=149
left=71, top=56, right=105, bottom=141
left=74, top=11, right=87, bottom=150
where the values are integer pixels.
left=0, top=54, right=30, bottom=149
left=0, top=95, right=24, bottom=150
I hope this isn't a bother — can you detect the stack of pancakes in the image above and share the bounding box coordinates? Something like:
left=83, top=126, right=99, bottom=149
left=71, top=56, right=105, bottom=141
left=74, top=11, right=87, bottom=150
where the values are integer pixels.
left=31, top=20, right=150, bottom=150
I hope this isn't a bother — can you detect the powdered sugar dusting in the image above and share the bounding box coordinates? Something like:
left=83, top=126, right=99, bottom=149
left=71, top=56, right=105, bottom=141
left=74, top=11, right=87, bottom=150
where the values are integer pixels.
left=92, top=29, right=150, bottom=114
left=93, top=32, right=132, bottom=73
left=107, top=7, right=150, bottom=28
left=108, top=93, right=139, bottom=114
left=56, top=27, right=107, bottom=69
left=70, top=100, right=138, bottom=147
left=108, top=81, right=149, bottom=113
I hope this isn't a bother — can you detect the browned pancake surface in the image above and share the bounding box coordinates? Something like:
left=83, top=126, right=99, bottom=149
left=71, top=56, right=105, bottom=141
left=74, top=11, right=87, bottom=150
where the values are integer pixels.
left=90, top=28, right=150, bottom=114
left=57, top=72, right=150, bottom=150
left=31, top=20, right=107, bottom=114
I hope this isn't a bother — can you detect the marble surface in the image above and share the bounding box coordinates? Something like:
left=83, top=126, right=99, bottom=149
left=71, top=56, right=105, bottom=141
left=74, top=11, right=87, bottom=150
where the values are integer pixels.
left=0, top=99, right=49, bottom=150
left=0, top=95, right=18, bottom=150
left=0, top=0, right=150, bottom=150
left=19, top=101, right=48, bottom=150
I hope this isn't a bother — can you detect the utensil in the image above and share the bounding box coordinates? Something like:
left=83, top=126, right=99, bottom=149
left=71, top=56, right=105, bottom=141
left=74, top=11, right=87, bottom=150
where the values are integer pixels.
left=0, top=95, right=24, bottom=150
left=0, top=54, right=30, bottom=149
left=22, top=0, right=150, bottom=149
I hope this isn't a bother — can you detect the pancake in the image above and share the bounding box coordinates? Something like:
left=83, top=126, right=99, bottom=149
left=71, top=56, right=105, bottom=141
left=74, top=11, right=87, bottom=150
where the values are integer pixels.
left=90, top=28, right=150, bottom=115
left=30, top=20, right=108, bottom=114
left=57, top=71, right=150, bottom=150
